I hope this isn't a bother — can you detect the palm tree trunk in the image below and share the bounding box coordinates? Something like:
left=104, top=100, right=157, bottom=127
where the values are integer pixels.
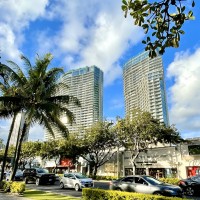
left=11, top=121, right=28, bottom=180
left=0, top=114, right=17, bottom=181
left=12, top=113, right=24, bottom=170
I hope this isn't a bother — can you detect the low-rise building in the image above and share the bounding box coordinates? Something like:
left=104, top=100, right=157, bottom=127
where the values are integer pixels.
left=96, top=138, right=200, bottom=179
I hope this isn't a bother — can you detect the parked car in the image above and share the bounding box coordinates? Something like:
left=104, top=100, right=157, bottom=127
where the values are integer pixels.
left=109, top=175, right=183, bottom=197
left=178, top=175, right=200, bottom=196
left=23, top=168, right=56, bottom=185
left=60, top=172, right=93, bottom=191
left=6, top=169, right=23, bottom=181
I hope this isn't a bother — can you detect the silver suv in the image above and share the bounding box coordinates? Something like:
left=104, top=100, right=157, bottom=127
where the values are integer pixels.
left=60, top=172, right=93, bottom=191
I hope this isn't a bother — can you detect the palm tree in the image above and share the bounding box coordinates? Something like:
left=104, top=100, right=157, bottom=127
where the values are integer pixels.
left=0, top=63, right=24, bottom=181
left=0, top=53, right=80, bottom=180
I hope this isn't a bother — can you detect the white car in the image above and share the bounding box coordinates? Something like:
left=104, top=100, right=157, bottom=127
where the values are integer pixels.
left=60, top=172, right=93, bottom=191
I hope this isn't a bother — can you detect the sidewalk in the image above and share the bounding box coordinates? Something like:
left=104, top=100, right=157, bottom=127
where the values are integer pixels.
left=0, top=192, right=31, bottom=200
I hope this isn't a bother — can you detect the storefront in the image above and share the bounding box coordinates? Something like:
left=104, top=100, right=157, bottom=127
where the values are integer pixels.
left=149, top=168, right=177, bottom=178
left=187, top=166, right=200, bottom=177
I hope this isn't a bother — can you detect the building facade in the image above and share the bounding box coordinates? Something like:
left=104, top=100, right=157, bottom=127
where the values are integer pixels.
left=96, top=138, right=200, bottom=179
left=123, top=51, right=169, bottom=125
left=44, top=66, right=103, bottom=140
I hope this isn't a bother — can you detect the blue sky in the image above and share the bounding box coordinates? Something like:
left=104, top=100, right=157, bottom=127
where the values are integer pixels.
left=0, top=0, right=200, bottom=143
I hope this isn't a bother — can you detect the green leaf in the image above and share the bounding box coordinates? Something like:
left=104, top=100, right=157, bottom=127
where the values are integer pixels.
left=179, top=30, right=185, bottom=34
left=188, top=10, right=193, bottom=17
left=122, top=0, right=128, bottom=6
left=142, top=40, right=146, bottom=44
left=152, top=32, right=156, bottom=36
left=192, top=1, right=195, bottom=7
left=181, top=6, right=185, bottom=12
left=122, top=5, right=127, bottom=11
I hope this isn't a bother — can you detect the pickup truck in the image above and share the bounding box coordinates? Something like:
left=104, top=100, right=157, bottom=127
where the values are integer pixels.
left=23, top=168, right=56, bottom=185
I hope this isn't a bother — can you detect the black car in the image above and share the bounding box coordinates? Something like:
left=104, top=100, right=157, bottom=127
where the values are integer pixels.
left=23, top=168, right=56, bottom=186
left=110, top=175, right=183, bottom=197
left=178, top=175, right=200, bottom=196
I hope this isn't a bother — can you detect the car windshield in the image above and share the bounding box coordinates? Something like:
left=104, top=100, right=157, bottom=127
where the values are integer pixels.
left=143, top=176, right=163, bottom=185
left=191, top=175, right=200, bottom=182
left=37, top=168, right=49, bottom=173
left=74, top=173, right=88, bottom=179
left=16, top=170, right=23, bottom=175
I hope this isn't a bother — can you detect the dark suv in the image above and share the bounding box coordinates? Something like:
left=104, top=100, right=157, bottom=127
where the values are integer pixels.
left=23, top=168, right=56, bottom=185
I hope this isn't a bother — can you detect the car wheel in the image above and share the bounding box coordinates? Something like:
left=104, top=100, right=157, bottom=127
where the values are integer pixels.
left=36, top=178, right=40, bottom=186
left=186, top=186, right=195, bottom=196
left=75, top=184, right=80, bottom=191
left=116, top=188, right=122, bottom=191
left=60, top=182, right=64, bottom=189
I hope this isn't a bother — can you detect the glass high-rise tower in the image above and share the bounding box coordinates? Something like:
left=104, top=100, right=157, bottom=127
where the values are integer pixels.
left=123, top=51, right=169, bottom=125
left=44, top=65, right=103, bottom=140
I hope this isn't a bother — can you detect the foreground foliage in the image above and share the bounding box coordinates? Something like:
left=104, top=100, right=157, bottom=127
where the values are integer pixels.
left=122, top=0, right=196, bottom=57
left=0, top=180, right=25, bottom=194
left=82, top=188, right=184, bottom=200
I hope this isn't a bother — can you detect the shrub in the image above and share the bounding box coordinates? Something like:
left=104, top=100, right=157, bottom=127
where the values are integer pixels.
left=90, top=175, right=118, bottom=180
left=10, top=181, right=25, bottom=194
left=159, top=178, right=180, bottom=185
left=2, top=181, right=12, bottom=192
left=82, top=188, right=184, bottom=200
left=0, top=181, right=25, bottom=194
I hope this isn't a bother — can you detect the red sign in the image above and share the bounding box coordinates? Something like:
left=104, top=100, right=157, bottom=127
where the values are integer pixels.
left=60, top=158, right=73, bottom=167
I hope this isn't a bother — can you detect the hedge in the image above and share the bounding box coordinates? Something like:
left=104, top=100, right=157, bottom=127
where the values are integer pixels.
left=82, top=188, right=185, bottom=200
left=0, top=180, right=25, bottom=194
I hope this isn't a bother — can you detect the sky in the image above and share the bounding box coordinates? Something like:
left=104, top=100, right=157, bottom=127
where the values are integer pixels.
left=0, top=0, right=200, bottom=143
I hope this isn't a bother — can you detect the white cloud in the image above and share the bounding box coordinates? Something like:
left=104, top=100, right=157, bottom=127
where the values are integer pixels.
left=0, top=0, right=49, bottom=61
left=0, top=23, right=21, bottom=61
left=36, top=0, right=144, bottom=86
left=167, top=48, right=200, bottom=137
left=0, top=0, right=143, bottom=141
left=1, top=0, right=143, bottom=84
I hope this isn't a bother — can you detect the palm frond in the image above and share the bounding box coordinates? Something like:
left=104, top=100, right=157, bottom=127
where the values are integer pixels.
left=47, top=95, right=81, bottom=106
left=39, top=113, right=55, bottom=139
left=20, top=55, right=32, bottom=71
left=1, top=63, right=27, bottom=85
left=46, top=113, right=69, bottom=138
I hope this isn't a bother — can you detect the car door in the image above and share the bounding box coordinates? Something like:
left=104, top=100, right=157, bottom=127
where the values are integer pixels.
left=68, top=174, right=76, bottom=188
left=133, top=177, right=150, bottom=194
left=63, top=174, right=73, bottom=188
left=118, top=177, right=135, bottom=192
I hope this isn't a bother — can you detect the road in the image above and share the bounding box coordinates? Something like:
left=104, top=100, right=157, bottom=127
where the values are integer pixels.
left=26, top=180, right=200, bottom=200
left=26, top=180, right=109, bottom=198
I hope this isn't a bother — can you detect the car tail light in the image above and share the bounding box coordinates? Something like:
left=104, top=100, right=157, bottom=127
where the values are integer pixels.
left=179, top=180, right=186, bottom=186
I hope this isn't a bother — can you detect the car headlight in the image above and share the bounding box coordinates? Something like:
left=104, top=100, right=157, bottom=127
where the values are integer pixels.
left=163, top=189, right=175, bottom=193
